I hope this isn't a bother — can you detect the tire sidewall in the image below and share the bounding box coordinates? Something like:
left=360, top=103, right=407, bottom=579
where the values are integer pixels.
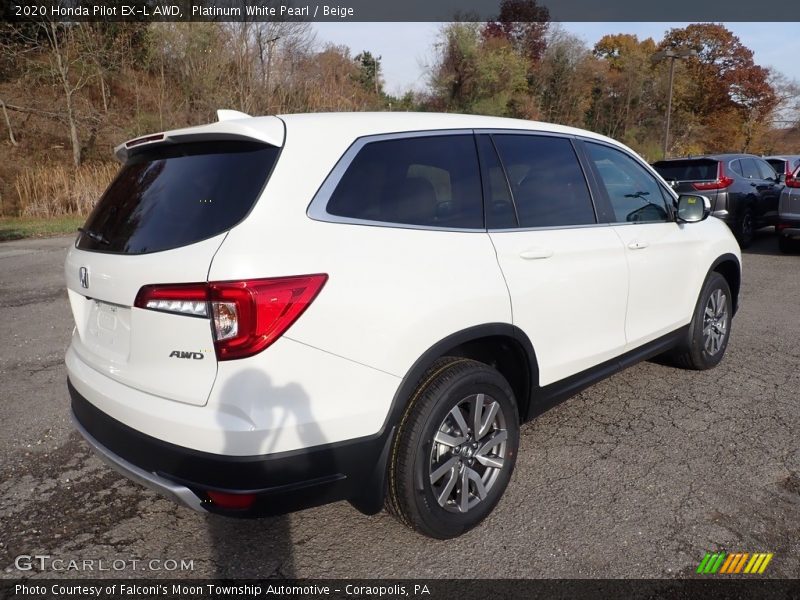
left=409, top=368, right=519, bottom=539
left=737, top=208, right=754, bottom=248
left=688, top=272, right=733, bottom=369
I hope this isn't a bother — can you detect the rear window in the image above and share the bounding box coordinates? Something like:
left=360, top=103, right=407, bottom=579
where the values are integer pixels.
left=767, top=158, right=786, bottom=174
left=652, top=159, right=718, bottom=182
left=77, top=141, right=279, bottom=254
left=325, top=135, right=483, bottom=229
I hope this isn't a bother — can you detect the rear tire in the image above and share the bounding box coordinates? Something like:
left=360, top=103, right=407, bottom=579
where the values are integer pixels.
left=779, top=235, right=794, bottom=254
left=735, top=207, right=754, bottom=248
left=671, top=272, right=733, bottom=370
left=386, top=357, right=519, bottom=539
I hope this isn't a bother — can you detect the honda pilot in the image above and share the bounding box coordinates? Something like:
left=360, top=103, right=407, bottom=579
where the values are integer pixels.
left=66, top=112, right=741, bottom=538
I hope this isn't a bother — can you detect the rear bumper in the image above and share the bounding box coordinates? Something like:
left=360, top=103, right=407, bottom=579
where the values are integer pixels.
left=777, top=219, right=800, bottom=238
left=69, top=380, right=391, bottom=517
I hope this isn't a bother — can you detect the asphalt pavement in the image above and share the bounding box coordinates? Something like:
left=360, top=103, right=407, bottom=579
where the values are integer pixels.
left=0, top=232, right=798, bottom=579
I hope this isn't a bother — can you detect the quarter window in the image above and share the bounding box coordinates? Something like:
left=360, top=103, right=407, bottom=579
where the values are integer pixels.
left=755, top=159, right=777, bottom=180
left=491, top=135, right=596, bottom=228
left=586, top=143, right=670, bottom=224
left=326, top=135, right=483, bottom=229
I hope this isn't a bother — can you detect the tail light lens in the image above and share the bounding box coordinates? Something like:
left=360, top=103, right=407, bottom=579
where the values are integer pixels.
left=135, top=274, right=328, bottom=360
left=692, top=161, right=734, bottom=191
left=134, top=283, right=210, bottom=317
left=786, top=168, right=800, bottom=188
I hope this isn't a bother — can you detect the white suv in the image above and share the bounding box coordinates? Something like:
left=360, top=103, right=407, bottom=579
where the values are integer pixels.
left=66, top=112, right=741, bottom=538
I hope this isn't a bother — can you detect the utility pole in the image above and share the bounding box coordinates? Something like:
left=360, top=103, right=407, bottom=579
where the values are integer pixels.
left=652, top=48, right=697, bottom=159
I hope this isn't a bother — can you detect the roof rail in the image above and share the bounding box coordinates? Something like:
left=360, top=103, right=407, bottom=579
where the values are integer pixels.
left=217, top=109, right=252, bottom=122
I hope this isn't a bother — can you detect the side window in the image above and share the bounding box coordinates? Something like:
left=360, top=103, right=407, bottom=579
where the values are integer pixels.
left=585, top=142, right=670, bottom=224
left=491, top=134, right=596, bottom=228
left=740, top=158, right=760, bottom=179
left=730, top=159, right=743, bottom=176
left=755, top=159, right=777, bottom=180
left=476, top=135, right=516, bottom=229
left=326, top=135, right=483, bottom=229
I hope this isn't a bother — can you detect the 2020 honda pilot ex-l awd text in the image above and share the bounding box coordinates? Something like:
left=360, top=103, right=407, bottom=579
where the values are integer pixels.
left=66, top=112, right=741, bottom=539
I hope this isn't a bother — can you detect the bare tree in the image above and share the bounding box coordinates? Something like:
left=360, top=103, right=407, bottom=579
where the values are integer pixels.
left=2, top=21, right=93, bottom=165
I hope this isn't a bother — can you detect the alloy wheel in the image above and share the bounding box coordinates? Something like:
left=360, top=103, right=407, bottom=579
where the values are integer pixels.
left=428, top=393, right=508, bottom=513
left=703, top=288, right=729, bottom=355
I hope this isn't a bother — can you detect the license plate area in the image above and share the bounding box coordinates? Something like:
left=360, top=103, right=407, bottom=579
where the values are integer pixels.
left=85, top=300, right=131, bottom=361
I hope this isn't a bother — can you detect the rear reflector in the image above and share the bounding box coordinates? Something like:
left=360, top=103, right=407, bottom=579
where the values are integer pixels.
left=134, top=275, right=328, bottom=361
left=692, top=161, right=734, bottom=191
left=207, top=491, right=256, bottom=510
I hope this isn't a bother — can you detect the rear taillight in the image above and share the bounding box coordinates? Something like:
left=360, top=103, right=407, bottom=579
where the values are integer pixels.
left=692, top=161, right=734, bottom=191
left=134, top=275, right=328, bottom=361
left=134, top=283, right=210, bottom=317
left=786, top=168, right=800, bottom=188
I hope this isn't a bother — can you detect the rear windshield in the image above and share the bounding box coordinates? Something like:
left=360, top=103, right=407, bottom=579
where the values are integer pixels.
left=652, top=159, right=718, bottom=182
left=77, top=141, right=279, bottom=254
left=766, top=159, right=786, bottom=174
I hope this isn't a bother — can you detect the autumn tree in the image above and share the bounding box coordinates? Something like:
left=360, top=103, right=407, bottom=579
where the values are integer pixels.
left=588, top=34, right=657, bottom=147
left=427, top=22, right=528, bottom=116
left=482, top=0, right=549, bottom=64
left=531, top=28, right=597, bottom=126
left=659, top=24, right=777, bottom=152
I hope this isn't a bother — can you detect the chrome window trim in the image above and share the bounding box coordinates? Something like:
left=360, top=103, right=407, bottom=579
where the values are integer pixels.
left=306, top=129, right=486, bottom=233
left=306, top=127, right=672, bottom=233
left=488, top=222, right=613, bottom=234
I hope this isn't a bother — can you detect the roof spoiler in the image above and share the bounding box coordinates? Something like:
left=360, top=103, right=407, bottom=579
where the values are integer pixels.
left=217, top=109, right=252, bottom=122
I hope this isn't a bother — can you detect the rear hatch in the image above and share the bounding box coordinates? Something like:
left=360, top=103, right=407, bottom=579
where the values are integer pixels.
left=65, top=130, right=281, bottom=406
left=651, top=158, right=724, bottom=208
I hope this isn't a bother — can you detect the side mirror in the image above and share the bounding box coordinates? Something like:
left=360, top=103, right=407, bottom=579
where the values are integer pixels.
left=676, top=194, right=711, bottom=223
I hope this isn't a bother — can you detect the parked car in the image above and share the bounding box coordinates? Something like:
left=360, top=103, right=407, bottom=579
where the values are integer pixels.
left=778, top=164, right=800, bottom=253
left=765, top=155, right=800, bottom=184
left=66, top=112, right=741, bottom=539
left=652, top=154, right=783, bottom=247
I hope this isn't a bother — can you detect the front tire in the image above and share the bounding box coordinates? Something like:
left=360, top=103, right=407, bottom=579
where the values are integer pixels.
left=386, top=357, right=520, bottom=539
left=672, top=272, right=733, bottom=370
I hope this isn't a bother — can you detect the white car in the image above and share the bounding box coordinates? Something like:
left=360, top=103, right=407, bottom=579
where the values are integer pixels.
left=65, top=112, right=741, bottom=539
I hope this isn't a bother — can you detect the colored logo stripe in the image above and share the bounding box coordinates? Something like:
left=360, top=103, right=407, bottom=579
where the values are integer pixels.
left=699, top=552, right=773, bottom=574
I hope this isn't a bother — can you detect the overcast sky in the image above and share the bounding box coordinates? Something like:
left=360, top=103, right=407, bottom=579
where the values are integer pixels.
left=313, top=22, right=800, bottom=96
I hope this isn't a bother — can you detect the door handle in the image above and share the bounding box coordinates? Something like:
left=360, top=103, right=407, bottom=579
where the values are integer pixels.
left=519, top=247, right=553, bottom=260
left=627, top=240, right=649, bottom=250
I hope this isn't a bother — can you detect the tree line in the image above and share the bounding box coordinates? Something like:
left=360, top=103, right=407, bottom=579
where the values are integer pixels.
left=1, top=3, right=799, bottom=214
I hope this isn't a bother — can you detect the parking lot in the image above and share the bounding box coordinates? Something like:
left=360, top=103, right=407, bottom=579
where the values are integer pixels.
left=0, top=232, right=798, bottom=579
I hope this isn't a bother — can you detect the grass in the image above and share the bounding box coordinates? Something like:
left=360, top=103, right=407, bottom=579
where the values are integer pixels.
left=0, top=216, right=84, bottom=242
left=13, top=162, right=116, bottom=218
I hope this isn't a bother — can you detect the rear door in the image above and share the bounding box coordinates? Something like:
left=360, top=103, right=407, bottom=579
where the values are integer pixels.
left=583, top=140, right=701, bottom=347
left=65, top=139, right=280, bottom=406
left=482, top=133, right=629, bottom=386
left=751, top=158, right=781, bottom=223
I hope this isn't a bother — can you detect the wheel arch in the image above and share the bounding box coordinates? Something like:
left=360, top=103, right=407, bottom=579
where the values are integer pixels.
left=348, top=323, right=538, bottom=516
left=709, top=253, right=741, bottom=315
left=388, top=324, right=538, bottom=426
